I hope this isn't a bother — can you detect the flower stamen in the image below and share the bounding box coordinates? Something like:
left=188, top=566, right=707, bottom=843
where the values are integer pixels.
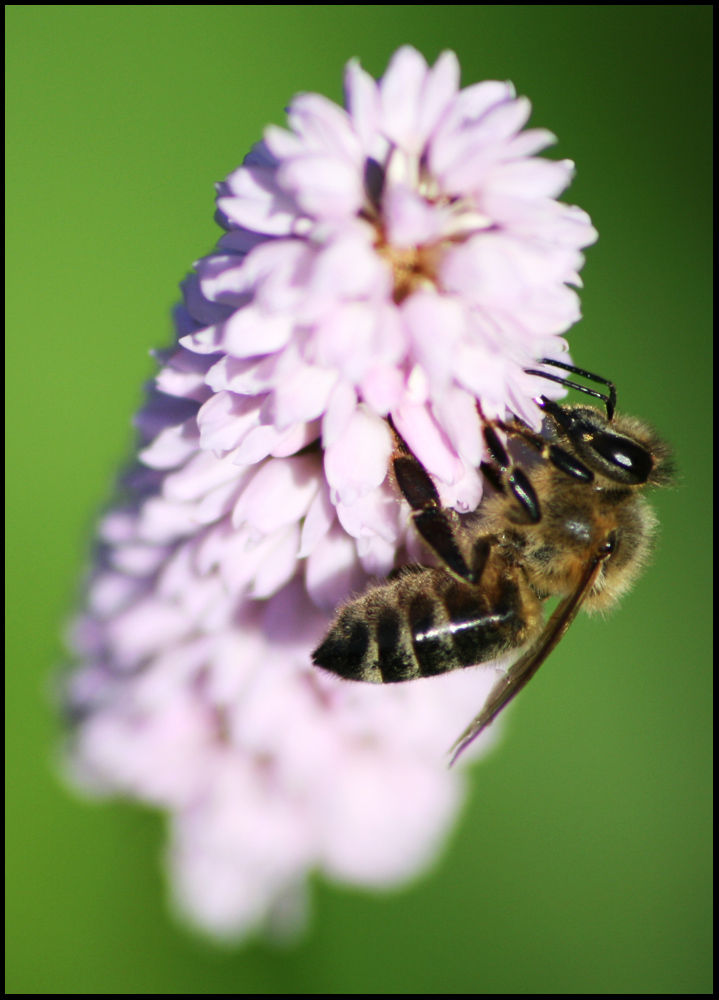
left=375, top=241, right=437, bottom=302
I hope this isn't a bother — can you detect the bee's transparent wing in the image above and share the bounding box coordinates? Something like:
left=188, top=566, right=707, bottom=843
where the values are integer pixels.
left=448, top=556, right=606, bottom=766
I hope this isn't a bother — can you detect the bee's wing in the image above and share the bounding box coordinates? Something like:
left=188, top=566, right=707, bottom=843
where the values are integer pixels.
left=448, top=555, right=606, bottom=766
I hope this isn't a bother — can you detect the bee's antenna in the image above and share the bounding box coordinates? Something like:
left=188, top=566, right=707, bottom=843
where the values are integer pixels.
left=525, top=359, right=617, bottom=420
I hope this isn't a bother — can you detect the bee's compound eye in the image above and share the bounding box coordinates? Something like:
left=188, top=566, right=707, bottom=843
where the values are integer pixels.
left=590, top=431, right=653, bottom=484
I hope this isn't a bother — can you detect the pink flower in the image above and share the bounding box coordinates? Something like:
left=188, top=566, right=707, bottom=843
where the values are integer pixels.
left=64, top=46, right=596, bottom=940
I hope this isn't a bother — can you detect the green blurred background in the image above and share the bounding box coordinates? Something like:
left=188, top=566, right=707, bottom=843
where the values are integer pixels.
left=7, top=6, right=712, bottom=994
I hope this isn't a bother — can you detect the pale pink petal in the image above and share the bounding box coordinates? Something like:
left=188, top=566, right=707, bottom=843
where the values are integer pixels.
left=156, top=545, right=223, bottom=613
left=217, top=523, right=297, bottom=597
left=232, top=456, right=321, bottom=535
left=218, top=166, right=297, bottom=235
left=98, top=511, right=138, bottom=544
left=452, top=342, right=510, bottom=410
left=271, top=363, right=337, bottom=431
left=391, top=402, right=463, bottom=485
left=195, top=254, right=252, bottom=305
left=355, top=533, right=398, bottom=576
left=196, top=392, right=263, bottom=453
left=231, top=422, right=295, bottom=466
left=442, top=79, right=515, bottom=130
left=155, top=365, right=212, bottom=403
left=511, top=283, right=582, bottom=337
left=321, top=380, right=357, bottom=447
left=431, top=386, right=483, bottom=467
left=323, top=404, right=393, bottom=506
left=505, top=379, right=545, bottom=432
left=106, top=598, right=194, bottom=667
left=192, top=519, right=233, bottom=577
left=194, top=478, right=246, bottom=526
left=417, top=50, right=460, bottom=145
left=384, top=183, right=445, bottom=247
left=440, top=232, right=571, bottom=310
left=236, top=658, right=337, bottom=766
left=298, top=479, right=335, bottom=558
left=434, top=462, right=484, bottom=514
left=169, top=755, right=314, bottom=933
left=205, top=354, right=277, bottom=395
left=87, top=572, right=148, bottom=619
left=260, top=575, right=333, bottom=652
left=270, top=419, right=320, bottom=458
left=110, top=543, right=172, bottom=577
left=179, top=323, right=225, bottom=355
left=181, top=270, right=240, bottom=324
left=222, top=307, right=295, bottom=359
left=404, top=363, right=430, bottom=405
left=304, top=229, right=391, bottom=313
left=360, top=365, right=404, bottom=416
left=205, top=346, right=301, bottom=396
left=429, top=80, right=514, bottom=172
left=486, top=156, right=575, bottom=200
left=465, top=92, right=532, bottom=145
left=249, top=524, right=300, bottom=598
left=139, top=420, right=199, bottom=470
left=372, top=302, right=407, bottom=365
left=335, top=482, right=402, bottom=546
left=263, top=123, right=305, bottom=160
left=304, top=522, right=367, bottom=611
left=76, top=692, right=217, bottom=808
left=316, top=300, right=405, bottom=389
left=163, top=650, right=235, bottom=722
left=344, top=58, right=381, bottom=154
left=402, top=291, right=466, bottom=390
left=379, top=46, right=429, bottom=153
left=136, top=497, right=204, bottom=544
left=503, top=127, right=557, bottom=158
left=203, top=622, right=267, bottom=706
left=278, top=155, right=364, bottom=220
left=435, top=98, right=533, bottom=193
left=315, top=301, right=378, bottom=382
left=287, top=92, right=363, bottom=164
left=225, top=239, right=309, bottom=307
left=318, top=751, right=462, bottom=885
left=485, top=193, right=598, bottom=247
left=163, top=448, right=249, bottom=503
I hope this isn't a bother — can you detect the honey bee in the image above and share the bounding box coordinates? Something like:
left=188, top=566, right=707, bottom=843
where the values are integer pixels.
left=312, top=360, right=674, bottom=763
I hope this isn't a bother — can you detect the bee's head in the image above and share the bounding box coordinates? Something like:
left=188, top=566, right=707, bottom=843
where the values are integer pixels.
left=541, top=403, right=675, bottom=489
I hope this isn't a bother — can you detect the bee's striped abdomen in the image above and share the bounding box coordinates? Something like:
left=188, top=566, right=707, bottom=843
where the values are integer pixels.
left=312, top=562, right=530, bottom=684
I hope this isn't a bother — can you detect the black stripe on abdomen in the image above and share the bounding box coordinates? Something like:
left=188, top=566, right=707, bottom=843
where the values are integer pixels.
left=409, top=590, right=457, bottom=677
left=442, top=578, right=523, bottom=666
left=376, top=605, right=416, bottom=682
left=312, top=614, right=371, bottom=680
